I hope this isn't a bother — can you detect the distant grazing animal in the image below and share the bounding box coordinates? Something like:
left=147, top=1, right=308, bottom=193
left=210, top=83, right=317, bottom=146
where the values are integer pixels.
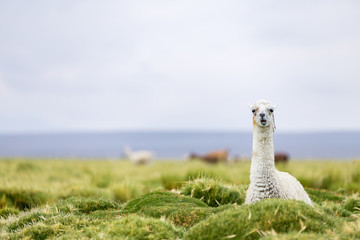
left=123, top=147, right=153, bottom=165
left=245, top=99, right=313, bottom=206
left=189, top=149, right=228, bottom=164
left=275, top=152, right=289, bottom=164
left=229, top=155, right=249, bottom=163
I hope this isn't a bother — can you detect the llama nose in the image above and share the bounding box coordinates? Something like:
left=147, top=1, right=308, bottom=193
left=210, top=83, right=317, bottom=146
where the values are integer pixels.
left=260, top=113, right=265, bottom=118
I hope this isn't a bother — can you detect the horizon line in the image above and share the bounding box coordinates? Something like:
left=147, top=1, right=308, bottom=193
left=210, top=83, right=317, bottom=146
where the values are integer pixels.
left=1, top=129, right=360, bottom=136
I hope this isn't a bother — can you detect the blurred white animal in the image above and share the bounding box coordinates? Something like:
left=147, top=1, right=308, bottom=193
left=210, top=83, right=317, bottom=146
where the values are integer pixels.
left=123, top=146, right=153, bottom=165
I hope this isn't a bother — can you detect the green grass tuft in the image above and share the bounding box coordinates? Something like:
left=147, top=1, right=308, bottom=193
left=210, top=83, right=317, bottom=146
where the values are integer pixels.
left=259, top=232, right=335, bottom=240
left=91, top=173, right=113, bottom=188
left=112, top=181, right=143, bottom=203
left=306, top=188, right=345, bottom=204
left=0, top=207, right=20, bottom=218
left=185, top=169, right=230, bottom=182
left=181, top=177, right=246, bottom=207
left=321, top=201, right=353, bottom=217
left=7, top=211, right=48, bottom=232
left=184, top=199, right=338, bottom=240
left=0, top=188, right=51, bottom=210
left=16, top=222, right=60, bottom=240
left=60, top=186, right=113, bottom=200
left=55, top=196, right=122, bottom=214
left=107, top=215, right=183, bottom=239
left=161, top=174, right=184, bottom=190
left=342, top=194, right=360, bottom=213
left=124, top=191, right=208, bottom=212
left=124, top=190, right=234, bottom=228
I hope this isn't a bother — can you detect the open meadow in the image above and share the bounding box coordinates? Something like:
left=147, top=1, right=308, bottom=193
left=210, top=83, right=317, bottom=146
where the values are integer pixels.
left=0, top=159, right=360, bottom=239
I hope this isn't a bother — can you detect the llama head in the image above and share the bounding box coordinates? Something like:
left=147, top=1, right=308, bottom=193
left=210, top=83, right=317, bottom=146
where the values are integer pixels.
left=250, top=99, right=277, bottom=130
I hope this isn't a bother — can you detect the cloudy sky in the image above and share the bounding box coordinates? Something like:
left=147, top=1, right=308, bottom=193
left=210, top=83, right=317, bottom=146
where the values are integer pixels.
left=0, top=1, right=359, bottom=133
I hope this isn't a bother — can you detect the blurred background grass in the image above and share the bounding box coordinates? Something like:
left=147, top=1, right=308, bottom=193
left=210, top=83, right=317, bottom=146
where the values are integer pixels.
left=1, top=159, right=359, bottom=210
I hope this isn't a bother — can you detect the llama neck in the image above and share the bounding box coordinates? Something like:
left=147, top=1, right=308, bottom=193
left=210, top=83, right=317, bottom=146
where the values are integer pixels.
left=250, top=126, right=276, bottom=181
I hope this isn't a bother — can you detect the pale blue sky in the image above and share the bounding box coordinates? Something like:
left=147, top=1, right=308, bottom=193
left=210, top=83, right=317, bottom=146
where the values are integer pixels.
left=0, top=1, right=360, bottom=133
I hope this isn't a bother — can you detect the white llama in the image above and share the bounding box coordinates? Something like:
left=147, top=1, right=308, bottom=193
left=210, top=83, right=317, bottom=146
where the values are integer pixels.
left=123, top=146, right=153, bottom=165
left=245, top=99, right=313, bottom=206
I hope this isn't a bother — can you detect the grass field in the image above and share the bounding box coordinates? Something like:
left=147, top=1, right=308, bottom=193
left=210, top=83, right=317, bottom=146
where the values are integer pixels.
left=0, top=159, right=359, bottom=239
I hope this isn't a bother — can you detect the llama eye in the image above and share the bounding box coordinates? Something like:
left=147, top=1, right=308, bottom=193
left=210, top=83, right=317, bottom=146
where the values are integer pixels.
left=269, top=109, right=274, bottom=113
left=252, top=109, right=256, bottom=114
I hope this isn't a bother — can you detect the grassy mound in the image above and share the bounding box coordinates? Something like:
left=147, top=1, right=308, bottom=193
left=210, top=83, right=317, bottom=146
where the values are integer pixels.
left=59, top=186, right=113, bottom=200
left=107, top=215, right=183, bottom=239
left=12, top=222, right=65, bottom=240
left=181, top=178, right=246, bottom=207
left=0, top=188, right=51, bottom=210
left=112, top=181, right=144, bottom=203
left=0, top=207, right=20, bottom=218
left=259, top=232, right=334, bottom=240
left=2, top=195, right=183, bottom=240
left=7, top=211, right=50, bottom=232
left=54, top=196, right=122, bottom=214
left=321, top=201, right=353, bottom=217
left=161, top=174, right=184, bottom=190
left=6, top=211, right=100, bottom=239
left=307, top=189, right=359, bottom=217
left=342, top=218, right=360, bottom=239
left=306, top=188, right=345, bottom=204
left=124, top=191, right=235, bottom=227
left=3, top=196, right=124, bottom=239
left=124, top=191, right=208, bottom=211
left=184, top=199, right=337, bottom=240
left=7, top=214, right=183, bottom=240
left=342, top=194, right=360, bottom=213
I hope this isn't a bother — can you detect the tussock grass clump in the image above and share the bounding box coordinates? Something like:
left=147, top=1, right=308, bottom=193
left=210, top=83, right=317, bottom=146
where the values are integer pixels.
left=161, top=174, right=184, bottom=190
left=112, top=181, right=143, bottom=203
left=307, top=189, right=359, bottom=217
left=315, top=171, right=342, bottom=190
left=124, top=191, right=208, bottom=213
left=124, top=191, right=233, bottom=227
left=60, top=186, right=113, bottom=200
left=3, top=197, right=123, bottom=239
left=4, top=196, right=182, bottom=239
left=7, top=211, right=48, bottom=232
left=0, top=188, right=50, bottom=210
left=342, top=194, right=360, bottom=213
left=14, top=222, right=63, bottom=240
left=291, top=161, right=360, bottom=192
left=0, top=207, right=19, bottom=218
left=55, top=196, right=121, bottom=214
left=107, top=215, right=183, bottom=239
left=342, top=217, right=360, bottom=239
left=306, top=188, right=345, bottom=204
left=91, top=173, right=113, bottom=188
left=184, top=199, right=337, bottom=240
left=259, top=232, right=334, bottom=240
left=321, top=202, right=352, bottom=217
left=181, top=178, right=246, bottom=207
left=185, top=169, right=230, bottom=182
left=5, top=210, right=95, bottom=239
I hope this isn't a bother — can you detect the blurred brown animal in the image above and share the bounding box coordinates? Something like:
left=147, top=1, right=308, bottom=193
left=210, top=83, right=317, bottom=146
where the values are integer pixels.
left=189, top=149, right=229, bottom=164
left=274, top=152, right=289, bottom=164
